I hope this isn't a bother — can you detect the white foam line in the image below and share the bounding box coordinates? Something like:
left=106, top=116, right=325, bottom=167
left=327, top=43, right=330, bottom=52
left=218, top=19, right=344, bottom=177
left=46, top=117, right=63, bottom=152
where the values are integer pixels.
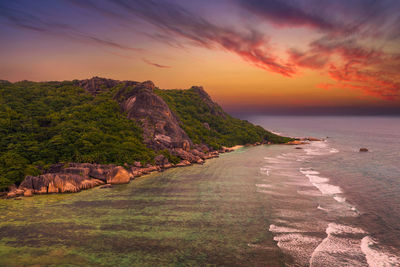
left=310, top=223, right=367, bottom=266
left=269, top=224, right=304, bottom=233
left=361, top=236, right=400, bottom=267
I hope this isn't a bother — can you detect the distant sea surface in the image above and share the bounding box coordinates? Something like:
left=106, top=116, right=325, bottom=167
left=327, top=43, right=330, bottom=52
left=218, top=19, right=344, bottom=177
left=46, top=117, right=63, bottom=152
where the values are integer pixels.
left=247, top=115, right=400, bottom=266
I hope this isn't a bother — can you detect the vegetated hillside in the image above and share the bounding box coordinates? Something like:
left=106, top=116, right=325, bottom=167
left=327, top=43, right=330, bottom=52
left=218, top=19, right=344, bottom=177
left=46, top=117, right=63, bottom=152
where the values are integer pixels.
left=0, top=81, right=154, bottom=190
left=0, top=78, right=290, bottom=191
left=155, top=86, right=291, bottom=149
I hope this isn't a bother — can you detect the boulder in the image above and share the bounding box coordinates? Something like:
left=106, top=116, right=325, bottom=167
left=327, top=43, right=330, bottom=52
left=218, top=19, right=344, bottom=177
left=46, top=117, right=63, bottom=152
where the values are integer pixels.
left=23, top=189, right=33, bottom=197
left=176, top=160, right=191, bottom=167
left=286, top=140, right=308, bottom=145
left=106, top=167, right=131, bottom=184
left=6, top=192, right=16, bottom=199
left=15, top=189, right=25, bottom=196
left=133, top=161, right=142, bottom=168
left=20, top=173, right=104, bottom=194
left=359, top=148, right=369, bottom=152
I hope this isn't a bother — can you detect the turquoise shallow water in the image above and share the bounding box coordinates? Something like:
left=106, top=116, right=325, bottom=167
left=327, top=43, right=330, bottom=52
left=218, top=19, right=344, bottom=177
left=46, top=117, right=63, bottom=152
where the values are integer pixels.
left=0, top=146, right=288, bottom=267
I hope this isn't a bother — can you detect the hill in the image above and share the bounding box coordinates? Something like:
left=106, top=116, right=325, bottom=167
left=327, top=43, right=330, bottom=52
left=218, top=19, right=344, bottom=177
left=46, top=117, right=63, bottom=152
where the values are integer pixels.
left=0, top=77, right=290, bottom=192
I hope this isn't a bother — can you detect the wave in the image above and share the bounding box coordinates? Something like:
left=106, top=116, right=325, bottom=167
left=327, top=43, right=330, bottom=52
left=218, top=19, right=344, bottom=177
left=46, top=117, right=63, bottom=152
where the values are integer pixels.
left=310, top=223, right=367, bottom=266
left=303, top=141, right=339, bottom=156
left=361, top=236, right=400, bottom=267
left=300, top=168, right=342, bottom=195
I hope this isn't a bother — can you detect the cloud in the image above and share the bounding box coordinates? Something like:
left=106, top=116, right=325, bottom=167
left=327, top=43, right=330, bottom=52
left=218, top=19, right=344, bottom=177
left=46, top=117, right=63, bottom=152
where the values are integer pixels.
left=0, top=3, right=142, bottom=53
left=142, top=58, right=171, bottom=68
left=70, top=0, right=295, bottom=76
left=237, top=0, right=336, bottom=31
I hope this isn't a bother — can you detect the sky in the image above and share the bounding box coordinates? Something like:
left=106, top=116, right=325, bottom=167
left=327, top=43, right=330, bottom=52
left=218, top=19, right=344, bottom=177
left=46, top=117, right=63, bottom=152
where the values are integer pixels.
left=1, top=0, right=400, bottom=115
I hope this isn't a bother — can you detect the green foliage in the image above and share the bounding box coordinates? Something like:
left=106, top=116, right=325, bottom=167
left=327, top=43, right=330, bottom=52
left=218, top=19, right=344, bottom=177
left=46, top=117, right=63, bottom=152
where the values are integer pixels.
left=0, top=80, right=290, bottom=191
left=0, top=81, right=154, bottom=190
left=155, top=87, right=291, bottom=149
left=158, top=149, right=181, bottom=165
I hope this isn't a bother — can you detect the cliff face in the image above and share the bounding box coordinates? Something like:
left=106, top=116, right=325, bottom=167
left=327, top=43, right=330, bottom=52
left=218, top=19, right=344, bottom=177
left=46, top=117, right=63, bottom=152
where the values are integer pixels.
left=75, top=77, right=192, bottom=151
left=114, top=81, right=192, bottom=151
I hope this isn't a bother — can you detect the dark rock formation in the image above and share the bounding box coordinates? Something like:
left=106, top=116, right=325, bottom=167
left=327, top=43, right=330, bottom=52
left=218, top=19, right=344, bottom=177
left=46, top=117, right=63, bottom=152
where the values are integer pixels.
left=115, top=81, right=192, bottom=150
left=75, top=77, right=193, bottom=151
left=360, top=148, right=369, bottom=152
left=74, top=77, right=122, bottom=95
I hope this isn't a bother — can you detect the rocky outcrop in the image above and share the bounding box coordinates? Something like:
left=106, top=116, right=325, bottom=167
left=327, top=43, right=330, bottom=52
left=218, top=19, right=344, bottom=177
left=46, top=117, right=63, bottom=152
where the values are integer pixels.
left=7, top=143, right=239, bottom=198
left=19, top=173, right=104, bottom=194
left=115, top=81, right=192, bottom=150
left=74, top=77, right=122, bottom=95
left=75, top=77, right=193, bottom=151
left=359, top=148, right=369, bottom=152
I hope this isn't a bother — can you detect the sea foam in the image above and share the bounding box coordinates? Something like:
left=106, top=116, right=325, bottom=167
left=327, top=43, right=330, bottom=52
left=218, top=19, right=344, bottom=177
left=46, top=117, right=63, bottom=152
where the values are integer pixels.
left=361, top=236, right=400, bottom=267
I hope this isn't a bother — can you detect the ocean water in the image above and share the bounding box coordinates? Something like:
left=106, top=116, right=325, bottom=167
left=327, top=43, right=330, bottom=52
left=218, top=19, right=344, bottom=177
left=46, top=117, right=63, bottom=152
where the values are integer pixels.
left=0, top=116, right=399, bottom=266
left=248, top=115, right=400, bottom=266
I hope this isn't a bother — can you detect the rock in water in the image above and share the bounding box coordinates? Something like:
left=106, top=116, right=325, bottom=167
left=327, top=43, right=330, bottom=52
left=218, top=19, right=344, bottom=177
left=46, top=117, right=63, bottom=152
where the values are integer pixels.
left=359, top=148, right=369, bottom=152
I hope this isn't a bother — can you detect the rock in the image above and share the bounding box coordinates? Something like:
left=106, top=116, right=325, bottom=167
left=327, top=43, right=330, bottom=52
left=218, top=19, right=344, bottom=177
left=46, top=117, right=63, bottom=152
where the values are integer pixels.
left=359, top=148, right=369, bottom=152
left=99, top=184, right=113, bottom=189
left=295, top=147, right=303, bottom=149
left=182, top=140, right=191, bottom=151
left=154, top=154, right=169, bottom=166
left=15, top=189, right=24, bottom=196
left=190, top=149, right=206, bottom=159
left=74, top=76, right=121, bottom=95
left=20, top=173, right=104, bottom=193
left=163, top=163, right=173, bottom=169
left=203, top=122, right=210, bottom=130
left=196, top=158, right=204, bottom=164
left=23, top=189, right=33, bottom=197
left=171, top=148, right=201, bottom=163
left=14, top=197, right=22, bottom=200
left=133, top=161, right=142, bottom=168
left=6, top=192, right=16, bottom=199
left=306, top=137, right=321, bottom=141
left=75, top=77, right=194, bottom=151
left=107, top=166, right=132, bottom=184
left=286, top=140, right=308, bottom=145
left=176, top=160, right=191, bottom=167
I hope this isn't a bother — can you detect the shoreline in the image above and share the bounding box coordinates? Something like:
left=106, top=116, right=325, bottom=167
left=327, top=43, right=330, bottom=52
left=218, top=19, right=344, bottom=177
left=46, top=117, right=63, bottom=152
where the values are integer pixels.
left=2, top=144, right=251, bottom=199
left=3, top=137, right=317, bottom=200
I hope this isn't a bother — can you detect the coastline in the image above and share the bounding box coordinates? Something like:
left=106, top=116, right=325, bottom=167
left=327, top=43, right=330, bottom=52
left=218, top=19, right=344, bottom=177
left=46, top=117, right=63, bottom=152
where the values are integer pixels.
left=2, top=144, right=252, bottom=199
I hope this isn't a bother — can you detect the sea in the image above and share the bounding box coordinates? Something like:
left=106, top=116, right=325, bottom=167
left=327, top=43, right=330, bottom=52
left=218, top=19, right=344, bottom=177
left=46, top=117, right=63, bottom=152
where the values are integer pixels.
left=0, top=115, right=399, bottom=266
left=248, top=115, right=400, bottom=266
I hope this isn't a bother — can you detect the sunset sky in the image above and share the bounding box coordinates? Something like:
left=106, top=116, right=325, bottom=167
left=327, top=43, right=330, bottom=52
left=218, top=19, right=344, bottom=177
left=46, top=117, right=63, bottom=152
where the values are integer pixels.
left=1, top=0, right=400, bottom=114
